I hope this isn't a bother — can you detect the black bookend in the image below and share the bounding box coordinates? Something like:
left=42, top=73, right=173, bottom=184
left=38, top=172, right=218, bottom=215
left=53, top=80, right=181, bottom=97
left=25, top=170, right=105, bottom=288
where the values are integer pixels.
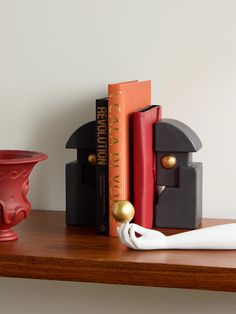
left=154, top=119, right=203, bottom=229
left=66, top=121, right=96, bottom=226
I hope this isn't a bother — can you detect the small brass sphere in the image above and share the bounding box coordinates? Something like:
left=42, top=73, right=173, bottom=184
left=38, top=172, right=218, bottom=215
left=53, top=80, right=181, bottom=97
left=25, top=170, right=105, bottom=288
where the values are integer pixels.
left=112, top=200, right=135, bottom=223
left=161, top=155, right=176, bottom=169
left=88, top=154, right=96, bottom=166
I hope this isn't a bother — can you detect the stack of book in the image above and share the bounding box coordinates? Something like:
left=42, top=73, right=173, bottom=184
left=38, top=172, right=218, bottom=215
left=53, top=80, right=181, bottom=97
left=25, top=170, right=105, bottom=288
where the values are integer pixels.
left=96, top=80, right=162, bottom=236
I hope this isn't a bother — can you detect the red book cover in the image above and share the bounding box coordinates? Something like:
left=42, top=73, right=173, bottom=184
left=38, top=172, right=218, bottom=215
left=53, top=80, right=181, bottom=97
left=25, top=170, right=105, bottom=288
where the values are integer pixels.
left=133, top=105, right=162, bottom=228
left=108, top=80, right=151, bottom=236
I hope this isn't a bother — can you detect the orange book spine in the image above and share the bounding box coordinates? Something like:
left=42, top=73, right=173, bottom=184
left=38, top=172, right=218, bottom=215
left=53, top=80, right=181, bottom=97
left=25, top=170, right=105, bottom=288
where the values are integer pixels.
left=108, top=81, right=151, bottom=236
left=108, top=85, right=127, bottom=236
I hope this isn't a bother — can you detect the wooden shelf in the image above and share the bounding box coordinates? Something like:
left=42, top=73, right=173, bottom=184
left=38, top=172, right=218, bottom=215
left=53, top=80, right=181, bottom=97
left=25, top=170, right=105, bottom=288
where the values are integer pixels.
left=1, top=210, right=236, bottom=292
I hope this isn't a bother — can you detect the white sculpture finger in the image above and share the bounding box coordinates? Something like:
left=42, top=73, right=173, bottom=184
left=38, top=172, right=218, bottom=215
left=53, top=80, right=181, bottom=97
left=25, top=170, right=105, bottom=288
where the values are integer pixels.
left=121, top=223, right=136, bottom=249
left=118, top=223, right=136, bottom=249
left=117, top=224, right=128, bottom=246
left=129, top=223, right=165, bottom=239
left=129, top=224, right=140, bottom=249
left=128, top=223, right=147, bottom=236
left=117, top=224, right=130, bottom=246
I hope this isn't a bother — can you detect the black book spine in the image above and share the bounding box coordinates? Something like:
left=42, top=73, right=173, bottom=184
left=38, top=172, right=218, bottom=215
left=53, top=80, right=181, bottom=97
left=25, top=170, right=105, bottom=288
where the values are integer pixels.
left=96, top=98, right=109, bottom=235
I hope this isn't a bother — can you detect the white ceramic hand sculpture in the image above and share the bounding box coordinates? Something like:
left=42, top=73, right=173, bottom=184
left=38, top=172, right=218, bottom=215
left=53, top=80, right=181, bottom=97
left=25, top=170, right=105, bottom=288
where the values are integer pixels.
left=117, top=222, right=236, bottom=250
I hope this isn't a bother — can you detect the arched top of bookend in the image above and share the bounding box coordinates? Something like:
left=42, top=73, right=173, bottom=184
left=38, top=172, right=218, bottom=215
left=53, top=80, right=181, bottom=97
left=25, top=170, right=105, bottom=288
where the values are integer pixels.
left=155, top=118, right=202, bottom=152
left=66, top=121, right=96, bottom=150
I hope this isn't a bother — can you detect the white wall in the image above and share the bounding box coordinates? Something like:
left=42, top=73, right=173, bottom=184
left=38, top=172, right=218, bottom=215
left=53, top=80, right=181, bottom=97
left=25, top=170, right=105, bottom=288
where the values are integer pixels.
left=1, top=278, right=236, bottom=314
left=0, top=0, right=236, bottom=312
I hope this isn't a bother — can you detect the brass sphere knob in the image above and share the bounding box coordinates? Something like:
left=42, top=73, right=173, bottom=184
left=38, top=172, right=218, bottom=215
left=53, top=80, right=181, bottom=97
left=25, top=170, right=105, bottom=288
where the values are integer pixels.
left=161, top=155, right=176, bottom=169
left=88, top=154, right=96, bottom=166
left=112, top=200, right=135, bottom=223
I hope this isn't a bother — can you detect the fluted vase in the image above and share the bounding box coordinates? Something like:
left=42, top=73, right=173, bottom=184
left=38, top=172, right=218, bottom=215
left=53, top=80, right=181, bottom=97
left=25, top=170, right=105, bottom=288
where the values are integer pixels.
left=0, top=150, right=47, bottom=241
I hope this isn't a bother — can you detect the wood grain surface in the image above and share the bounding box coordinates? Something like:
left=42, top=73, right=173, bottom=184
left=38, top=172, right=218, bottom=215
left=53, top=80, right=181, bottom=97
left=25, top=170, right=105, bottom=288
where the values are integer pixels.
left=0, top=210, right=236, bottom=292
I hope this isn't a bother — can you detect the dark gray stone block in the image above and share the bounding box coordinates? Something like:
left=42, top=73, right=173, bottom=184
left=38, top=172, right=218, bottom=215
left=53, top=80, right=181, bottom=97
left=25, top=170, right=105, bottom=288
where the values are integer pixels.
left=155, top=119, right=203, bottom=229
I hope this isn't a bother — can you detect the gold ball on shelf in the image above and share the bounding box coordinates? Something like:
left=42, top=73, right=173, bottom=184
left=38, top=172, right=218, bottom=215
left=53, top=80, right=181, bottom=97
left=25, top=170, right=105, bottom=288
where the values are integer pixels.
left=112, top=200, right=135, bottom=223
left=88, top=154, right=96, bottom=166
left=161, top=155, right=176, bottom=169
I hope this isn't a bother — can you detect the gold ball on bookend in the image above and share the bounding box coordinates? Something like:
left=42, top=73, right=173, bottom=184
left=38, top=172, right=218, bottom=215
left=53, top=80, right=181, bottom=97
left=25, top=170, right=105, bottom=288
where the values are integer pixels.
left=112, top=200, right=135, bottom=223
left=88, top=154, right=96, bottom=166
left=161, top=155, right=176, bottom=169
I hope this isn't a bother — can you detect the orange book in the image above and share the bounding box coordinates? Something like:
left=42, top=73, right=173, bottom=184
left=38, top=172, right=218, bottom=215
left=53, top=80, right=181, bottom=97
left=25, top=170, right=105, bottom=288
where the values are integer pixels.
left=108, top=80, right=151, bottom=236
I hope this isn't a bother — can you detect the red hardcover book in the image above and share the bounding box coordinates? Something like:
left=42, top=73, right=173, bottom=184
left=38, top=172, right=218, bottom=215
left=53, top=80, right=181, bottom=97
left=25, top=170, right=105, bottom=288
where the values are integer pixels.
left=133, top=105, right=162, bottom=228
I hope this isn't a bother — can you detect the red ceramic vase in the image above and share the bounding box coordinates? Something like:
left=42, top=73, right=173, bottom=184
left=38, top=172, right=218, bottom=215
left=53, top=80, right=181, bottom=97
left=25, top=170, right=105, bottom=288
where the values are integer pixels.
left=0, top=150, right=47, bottom=241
